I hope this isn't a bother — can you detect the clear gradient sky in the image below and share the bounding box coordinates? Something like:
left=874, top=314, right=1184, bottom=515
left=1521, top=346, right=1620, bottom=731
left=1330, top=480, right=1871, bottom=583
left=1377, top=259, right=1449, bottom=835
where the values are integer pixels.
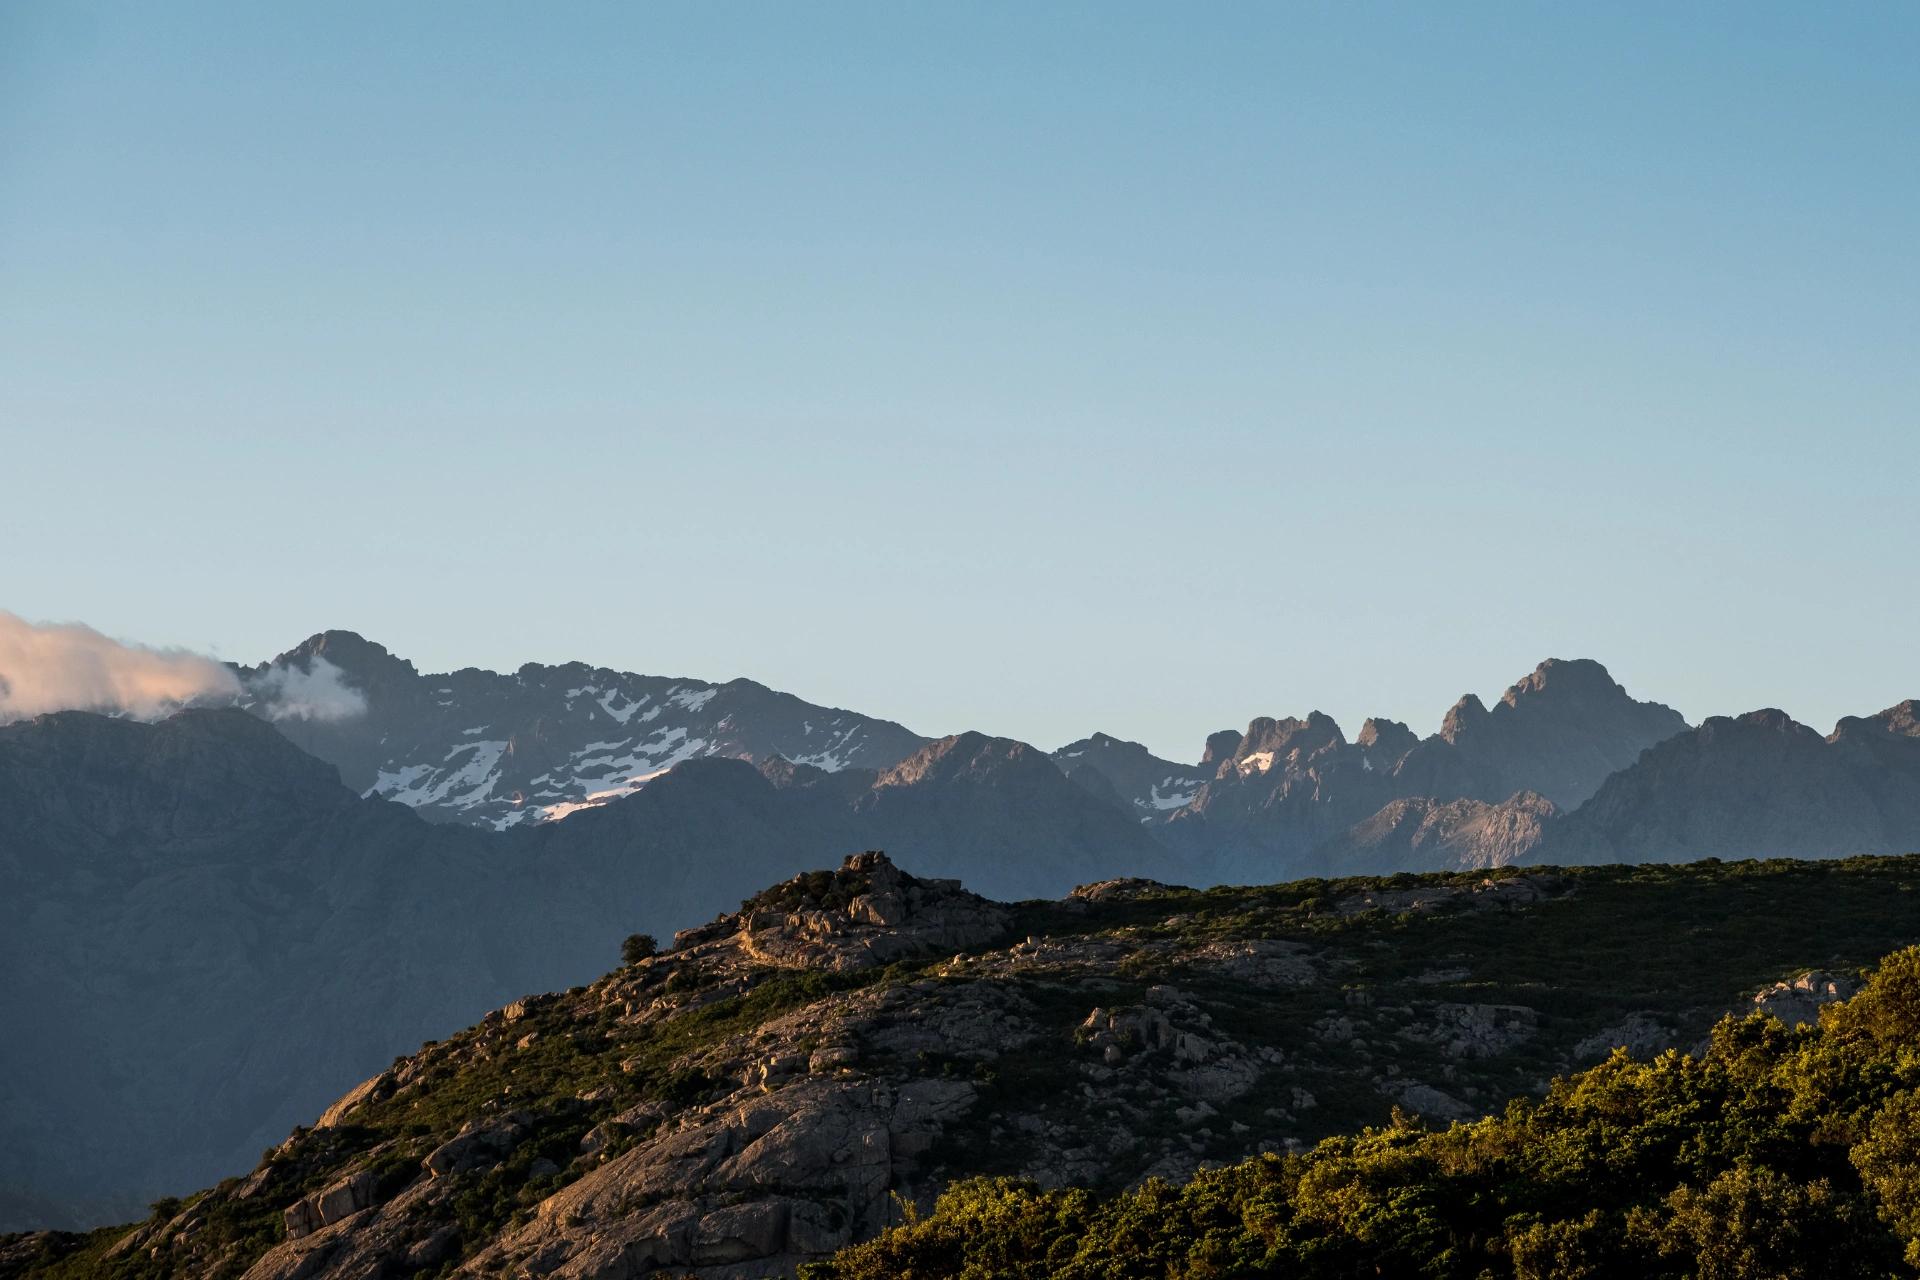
left=3, top=4, right=1916, bottom=760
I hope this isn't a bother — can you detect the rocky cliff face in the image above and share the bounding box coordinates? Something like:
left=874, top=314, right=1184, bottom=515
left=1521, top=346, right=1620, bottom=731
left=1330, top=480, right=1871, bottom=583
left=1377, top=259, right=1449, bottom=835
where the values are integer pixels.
left=240, top=631, right=929, bottom=830
left=1321, top=791, right=1557, bottom=873
left=15, top=850, right=1920, bottom=1280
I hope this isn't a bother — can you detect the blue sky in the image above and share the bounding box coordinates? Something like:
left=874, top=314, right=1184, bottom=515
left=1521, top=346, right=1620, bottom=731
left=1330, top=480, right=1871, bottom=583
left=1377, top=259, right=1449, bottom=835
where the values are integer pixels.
left=3, top=3, right=1916, bottom=759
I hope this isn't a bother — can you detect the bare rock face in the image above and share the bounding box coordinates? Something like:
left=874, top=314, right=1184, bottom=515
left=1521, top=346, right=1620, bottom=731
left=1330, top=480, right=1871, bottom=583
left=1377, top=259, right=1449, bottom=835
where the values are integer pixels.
left=464, top=1074, right=977, bottom=1278
left=1572, top=1014, right=1680, bottom=1063
left=1751, top=970, right=1859, bottom=1027
left=1322, top=791, right=1556, bottom=873
left=282, top=1170, right=380, bottom=1240
left=679, top=852, right=1013, bottom=973
left=1400, top=1003, right=1539, bottom=1060
left=1076, top=987, right=1265, bottom=1108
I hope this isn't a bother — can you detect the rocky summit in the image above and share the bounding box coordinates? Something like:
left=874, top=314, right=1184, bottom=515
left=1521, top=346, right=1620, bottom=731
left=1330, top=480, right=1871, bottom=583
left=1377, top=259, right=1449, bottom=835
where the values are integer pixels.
left=13, top=849, right=1920, bottom=1279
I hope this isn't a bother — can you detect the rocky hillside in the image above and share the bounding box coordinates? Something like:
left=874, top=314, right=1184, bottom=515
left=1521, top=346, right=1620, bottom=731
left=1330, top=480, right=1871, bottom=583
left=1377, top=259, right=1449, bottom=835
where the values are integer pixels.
left=12, top=850, right=1920, bottom=1279
left=0, top=713, right=1172, bottom=1233
left=240, top=631, right=929, bottom=829
left=811, top=946, right=1920, bottom=1278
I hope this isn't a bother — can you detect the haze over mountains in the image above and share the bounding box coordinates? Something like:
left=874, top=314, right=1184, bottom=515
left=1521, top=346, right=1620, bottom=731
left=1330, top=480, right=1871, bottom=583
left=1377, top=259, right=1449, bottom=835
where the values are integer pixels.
left=4, top=627, right=1920, bottom=1233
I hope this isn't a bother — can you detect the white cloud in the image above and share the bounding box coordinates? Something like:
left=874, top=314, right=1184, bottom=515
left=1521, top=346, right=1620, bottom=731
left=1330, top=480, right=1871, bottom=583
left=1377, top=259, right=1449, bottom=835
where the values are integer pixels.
left=0, top=610, right=243, bottom=724
left=249, top=655, right=368, bottom=722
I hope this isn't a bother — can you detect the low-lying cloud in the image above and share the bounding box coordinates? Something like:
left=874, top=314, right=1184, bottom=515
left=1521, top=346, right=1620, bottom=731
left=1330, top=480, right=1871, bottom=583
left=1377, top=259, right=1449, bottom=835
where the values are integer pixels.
left=0, top=611, right=244, bottom=724
left=249, top=656, right=368, bottom=723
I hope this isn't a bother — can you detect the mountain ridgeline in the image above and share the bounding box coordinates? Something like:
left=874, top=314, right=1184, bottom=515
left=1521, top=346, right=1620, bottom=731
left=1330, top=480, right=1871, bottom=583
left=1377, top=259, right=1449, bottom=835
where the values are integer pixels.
left=241, top=631, right=930, bottom=830
left=240, top=634, right=1920, bottom=877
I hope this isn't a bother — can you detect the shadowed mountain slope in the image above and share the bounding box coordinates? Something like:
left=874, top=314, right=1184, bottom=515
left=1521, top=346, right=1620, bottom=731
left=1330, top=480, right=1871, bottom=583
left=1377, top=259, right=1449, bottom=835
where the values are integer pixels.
left=1048, top=732, right=1210, bottom=823
left=0, top=713, right=1171, bottom=1231
left=1541, top=702, right=1920, bottom=864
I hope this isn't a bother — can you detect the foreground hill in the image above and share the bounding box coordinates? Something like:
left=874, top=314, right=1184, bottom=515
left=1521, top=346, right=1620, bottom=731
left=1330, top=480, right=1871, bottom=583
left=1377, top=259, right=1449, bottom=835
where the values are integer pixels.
left=816, top=943, right=1920, bottom=1279
left=9, top=850, right=1919, bottom=1278
left=0, top=712, right=1170, bottom=1232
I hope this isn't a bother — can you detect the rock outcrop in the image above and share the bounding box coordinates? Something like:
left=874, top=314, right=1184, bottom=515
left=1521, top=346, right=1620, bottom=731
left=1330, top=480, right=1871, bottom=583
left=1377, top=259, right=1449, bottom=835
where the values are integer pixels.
left=1750, top=970, right=1859, bottom=1027
left=685, top=852, right=1012, bottom=972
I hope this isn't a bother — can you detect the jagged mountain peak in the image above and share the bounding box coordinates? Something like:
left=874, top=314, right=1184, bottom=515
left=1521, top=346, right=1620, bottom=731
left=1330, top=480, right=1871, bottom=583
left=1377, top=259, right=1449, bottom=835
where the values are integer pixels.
left=1238, top=711, right=1346, bottom=757
left=876, top=731, right=1048, bottom=789
left=1054, top=730, right=1150, bottom=760
left=1356, top=717, right=1417, bottom=759
left=1541, top=699, right=1920, bottom=865
left=264, top=629, right=417, bottom=682
left=1499, top=656, right=1622, bottom=706
left=1200, top=728, right=1242, bottom=768
left=1439, top=693, right=1490, bottom=741
left=1714, top=707, right=1815, bottom=737
left=1864, top=699, right=1920, bottom=739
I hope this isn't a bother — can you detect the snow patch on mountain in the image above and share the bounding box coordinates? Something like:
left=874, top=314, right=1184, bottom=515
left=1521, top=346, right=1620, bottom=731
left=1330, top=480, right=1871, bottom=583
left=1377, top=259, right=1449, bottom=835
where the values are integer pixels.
left=252, top=632, right=930, bottom=831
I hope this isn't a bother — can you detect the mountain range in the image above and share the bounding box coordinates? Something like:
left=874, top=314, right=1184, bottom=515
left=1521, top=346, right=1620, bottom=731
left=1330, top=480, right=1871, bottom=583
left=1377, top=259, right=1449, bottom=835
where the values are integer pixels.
left=240, top=631, right=928, bottom=830
left=5, top=630, right=1920, bottom=1236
